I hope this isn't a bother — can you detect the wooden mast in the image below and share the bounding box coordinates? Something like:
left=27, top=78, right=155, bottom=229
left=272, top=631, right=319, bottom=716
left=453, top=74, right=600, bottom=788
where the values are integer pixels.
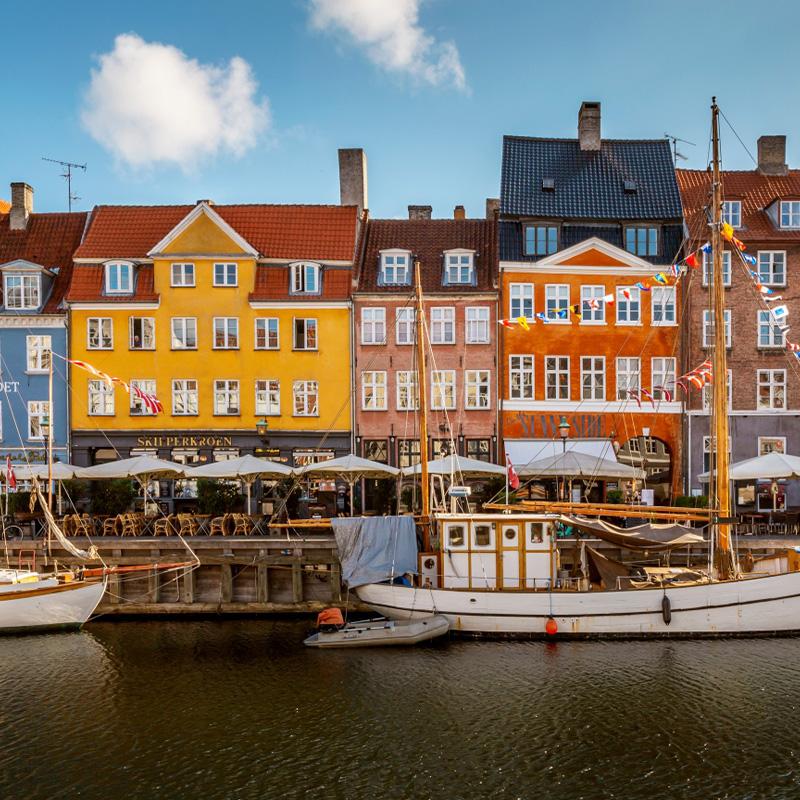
left=47, top=350, right=54, bottom=512
left=414, top=260, right=431, bottom=545
left=710, top=97, right=734, bottom=579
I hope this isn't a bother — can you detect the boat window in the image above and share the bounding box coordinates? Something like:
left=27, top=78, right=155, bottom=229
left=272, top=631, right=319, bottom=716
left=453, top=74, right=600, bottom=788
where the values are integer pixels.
left=528, top=523, right=544, bottom=544
left=474, top=525, right=492, bottom=547
left=504, top=526, right=518, bottom=542
left=447, top=525, right=465, bottom=547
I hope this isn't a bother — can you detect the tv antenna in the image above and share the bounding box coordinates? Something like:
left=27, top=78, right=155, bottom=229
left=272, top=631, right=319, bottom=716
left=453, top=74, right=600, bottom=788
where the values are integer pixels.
left=41, top=157, right=87, bottom=211
left=664, top=133, right=695, bottom=164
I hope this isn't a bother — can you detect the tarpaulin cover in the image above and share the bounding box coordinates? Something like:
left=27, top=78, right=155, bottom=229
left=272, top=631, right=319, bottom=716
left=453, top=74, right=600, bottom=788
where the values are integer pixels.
left=563, top=516, right=705, bottom=551
left=331, top=516, right=418, bottom=588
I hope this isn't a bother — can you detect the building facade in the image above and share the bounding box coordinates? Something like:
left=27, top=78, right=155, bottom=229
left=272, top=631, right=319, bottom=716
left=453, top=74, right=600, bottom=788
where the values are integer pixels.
left=678, top=136, right=800, bottom=508
left=499, top=102, right=685, bottom=499
left=0, top=182, right=87, bottom=468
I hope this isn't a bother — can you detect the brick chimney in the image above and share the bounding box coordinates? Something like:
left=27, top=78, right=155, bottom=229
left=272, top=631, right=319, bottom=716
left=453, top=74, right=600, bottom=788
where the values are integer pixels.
left=578, top=101, right=601, bottom=151
left=338, top=148, right=368, bottom=214
left=196, top=198, right=214, bottom=205
left=485, top=198, right=499, bottom=219
left=453, top=205, right=466, bottom=220
left=757, top=136, right=787, bottom=176
left=10, top=182, right=33, bottom=231
left=408, top=205, right=432, bottom=220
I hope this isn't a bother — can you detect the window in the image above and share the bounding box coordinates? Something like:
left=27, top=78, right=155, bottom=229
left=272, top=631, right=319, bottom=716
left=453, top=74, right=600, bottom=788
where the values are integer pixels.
left=398, top=439, right=420, bottom=468
left=581, top=356, right=605, bottom=400
left=580, top=285, right=605, bottom=324
left=130, top=379, right=157, bottom=415
left=432, top=438, right=455, bottom=459
left=26, top=335, right=51, bottom=373
left=759, top=437, right=786, bottom=456
left=651, top=357, right=676, bottom=400
left=722, top=201, right=742, bottom=228
left=758, top=251, right=786, bottom=286
left=702, top=250, right=732, bottom=287
left=362, top=371, right=387, bottom=410
left=625, top=227, right=658, bottom=256
left=290, top=262, right=320, bottom=294
left=172, top=380, right=198, bottom=416
left=431, top=370, right=456, bottom=409
left=214, top=380, right=240, bottom=415
left=616, top=357, right=640, bottom=399
left=380, top=251, right=410, bottom=285
left=254, top=318, right=279, bottom=350
left=703, top=435, right=731, bottom=473
left=780, top=201, right=800, bottom=228
left=702, top=370, right=732, bottom=410
left=87, top=317, right=113, bottom=349
left=293, top=318, right=318, bottom=350
left=213, top=263, right=237, bottom=286
left=702, top=310, right=732, bottom=348
left=129, top=317, right=155, bottom=350
left=616, top=287, right=641, bottom=324
left=466, top=307, right=490, bottom=343
left=396, top=307, right=416, bottom=345
left=757, top=370, right=786, bottom=410
left=545, top=284, right=569, bottom=321
left=430, top=307, right=455, bottom=344
left=361, top=308, right=386, bottom=345
left=4, top=274, right=40, bottom=309
left=509, top=355, right=534, bottom=399
left=170, top=318, right=197, bottom=349
left=213, top=317, right=239, bottom=349
left=255, top=379, right=280, bottom=415
left=396, top=371, right=419, bottom=410
left=651, top=287, right=676, bottom=325
left=445, top=252, right=474, bottom=284
left=465, top=370, right=491, bottom=409
left=524, top=225, right=558, bottom=256
left=293, top=380, right=318, bottom=416
left=27, top=401, right=49, bottom=440
left=363, top=439, right=389, bottom=463
left=171, top=263, right=195, bottom=287
left=172, top=448, right=201, bottom=499
left=104, top=262, right=132, bottom=294
left=509, top=283, right=534, bottom=320
left=466, top=439, right=491, bottom=462
left=88, top=380, right=115, bottom=415
left=545, top=356, right=570, bottom=400
left=758, top=310, right=785, bottom=348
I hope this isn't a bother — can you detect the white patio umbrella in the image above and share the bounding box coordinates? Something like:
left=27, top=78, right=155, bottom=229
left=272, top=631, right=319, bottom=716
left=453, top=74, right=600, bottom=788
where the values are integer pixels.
left=298, top=454, right=399, bottom=515
left=401, top=454, right=506, bottom=479
left=699, top=451, right=800, bottom=482
left=189, top=454, right=294, bottom=513
left=12, top=462, right=83, bottom=515
left=518, top=450, right=646, bottom=480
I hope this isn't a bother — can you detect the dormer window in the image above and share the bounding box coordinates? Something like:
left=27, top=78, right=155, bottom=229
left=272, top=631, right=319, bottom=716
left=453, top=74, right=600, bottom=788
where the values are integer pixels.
left=444, top=251, right=475, bottom=285
left=780, top=201, right=800, bottom=228
left=379, top=251, right=411, bottom=285
left=722, top=200, right=741, bottom=228
left=4, top=273, right=40, bottom=309
left=105, top=261, right=133, bottom=294
left=524, top=225, right=557, bottom=256
left=625, top=226, right=658, bottom=256
left=290, top=262, right=320, bottom=294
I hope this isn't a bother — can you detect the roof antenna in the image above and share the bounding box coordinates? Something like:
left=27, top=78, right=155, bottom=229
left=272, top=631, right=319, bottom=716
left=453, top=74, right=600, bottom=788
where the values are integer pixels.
left=664, top=134, right=695, bottom=164
left=41, top=157, right=87, bottom=211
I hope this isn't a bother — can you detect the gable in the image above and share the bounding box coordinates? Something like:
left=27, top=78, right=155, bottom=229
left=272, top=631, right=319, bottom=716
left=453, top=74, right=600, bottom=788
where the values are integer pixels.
left=557, top=247, right=629, bottom=268
left=160, top=211, right=249, bottom=255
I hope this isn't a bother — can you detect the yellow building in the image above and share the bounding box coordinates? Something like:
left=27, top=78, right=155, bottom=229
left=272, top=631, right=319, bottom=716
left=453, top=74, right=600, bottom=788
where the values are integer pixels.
left=66, top=200, right=359, bottom=498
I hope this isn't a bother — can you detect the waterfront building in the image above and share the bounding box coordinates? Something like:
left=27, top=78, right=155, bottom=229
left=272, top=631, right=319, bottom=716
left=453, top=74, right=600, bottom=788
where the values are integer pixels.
left=0, top=183, right=87, bottom=467
left=678, top=136, right=800, bottom=507
left=353, top=207, right=499, bottom=480
left=499, top=102, right=685, bottom=499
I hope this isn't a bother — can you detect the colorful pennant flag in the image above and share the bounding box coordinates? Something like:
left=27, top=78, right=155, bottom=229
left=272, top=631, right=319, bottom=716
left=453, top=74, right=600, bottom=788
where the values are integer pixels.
left=770, top=305, right=789, bottom=322
left=701, top=242, right=712, bottom=254
left=640, top=388, right=656, bottom=408
left=517, top=316, right=530, bottom=331
left=654, top=385, right=674, bottom=402
left=786, top=341, right=800, bottom=353
left=506, top=455, right=520, bottom=491
left=498, top=319, right=516, bottom=328
left=654, top=272, right=668, bottom=285
left=721, top=222, right=734, bottom=241
left=67, top=358, right=162, bottom=415
left=626, top=389, right=642, bottom=408
left=603, top=293, right=615, bottom=304
left=685, top=252, right=700, bottom=269
left=5, top=455, right=16, bottom=490
left=634, top=281, right=651, bottom=292
left=535, top=312, right=549, bottom=323
left=743, top=254, right=757, bottom=266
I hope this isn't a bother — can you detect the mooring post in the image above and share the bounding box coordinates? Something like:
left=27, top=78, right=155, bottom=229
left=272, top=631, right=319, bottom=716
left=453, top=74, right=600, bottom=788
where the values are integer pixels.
left=257, top=549, right=269, bottom=604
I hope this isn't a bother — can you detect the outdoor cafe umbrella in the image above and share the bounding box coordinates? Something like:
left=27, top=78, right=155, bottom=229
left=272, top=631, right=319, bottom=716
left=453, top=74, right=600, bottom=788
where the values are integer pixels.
left=400, top=454, right=506, bottom=479
left=297, top=454, right=400, bottom=515
left=188, top=454, right=294, bottom=513
left=517, top=450, right=646, bottom=480
left=12, top=462, right=84, bottom=514
left=699, top=451, right=800, bottom=482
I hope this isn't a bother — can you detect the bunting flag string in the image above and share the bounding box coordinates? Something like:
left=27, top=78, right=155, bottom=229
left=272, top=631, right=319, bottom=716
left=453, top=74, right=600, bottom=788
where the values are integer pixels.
left=67, top=358, right=163, bottom=415
left=678, top=359, right=713, bottom=391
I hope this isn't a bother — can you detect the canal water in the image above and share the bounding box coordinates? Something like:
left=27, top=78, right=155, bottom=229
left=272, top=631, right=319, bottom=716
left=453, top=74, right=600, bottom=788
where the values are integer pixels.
left=2, top=621, right=798, bottom=799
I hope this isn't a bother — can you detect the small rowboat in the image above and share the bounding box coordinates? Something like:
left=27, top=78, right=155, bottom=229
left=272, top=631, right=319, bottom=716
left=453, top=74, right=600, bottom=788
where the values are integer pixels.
left=304, top=615, right=450, bottom=648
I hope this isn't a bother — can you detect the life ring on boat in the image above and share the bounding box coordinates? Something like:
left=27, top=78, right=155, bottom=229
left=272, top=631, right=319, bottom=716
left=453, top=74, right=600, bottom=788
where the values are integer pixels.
left=661, top=595, right=672, bottom=626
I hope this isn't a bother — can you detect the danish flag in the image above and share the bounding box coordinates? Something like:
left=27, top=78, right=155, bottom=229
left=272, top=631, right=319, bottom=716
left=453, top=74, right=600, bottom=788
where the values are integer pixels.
left=506, top=455, right=519, bottom=490
left=5, top=456, right=16, bottom=490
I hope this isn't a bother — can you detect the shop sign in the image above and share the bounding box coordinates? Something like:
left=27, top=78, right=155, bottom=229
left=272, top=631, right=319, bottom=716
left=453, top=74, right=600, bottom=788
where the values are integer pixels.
left=136, top=435, right=233, bottom=448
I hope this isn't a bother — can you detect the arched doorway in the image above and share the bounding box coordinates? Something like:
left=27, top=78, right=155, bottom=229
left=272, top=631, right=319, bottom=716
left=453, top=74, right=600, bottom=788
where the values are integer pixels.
left=617, top=436, right=672, bottom=502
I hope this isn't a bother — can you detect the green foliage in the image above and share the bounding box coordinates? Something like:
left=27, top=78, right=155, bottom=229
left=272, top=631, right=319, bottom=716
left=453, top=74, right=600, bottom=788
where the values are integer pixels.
left=675, top=494, right=709, bottom=508
left=89, top=479, right=136, bottom=516
left=8, top=491, right=33, bottom=515
left=61, top=479, right=89, bottom=510
left=197, top=479, right=242, bottom=515
left=606, top=489, right=624, bottom=504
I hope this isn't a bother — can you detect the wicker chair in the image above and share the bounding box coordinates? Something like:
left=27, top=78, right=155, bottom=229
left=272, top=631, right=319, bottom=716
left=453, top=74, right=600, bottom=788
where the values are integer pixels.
left=102, top=516, right=117, bottom=536
left=153, top=515, right=176, bottom=536
left=120, top=514, right=140, bottom=537
left=232, top=514, right=253, bottom=537
left=177, top=514, right=199, bottom=537
left=210, top=516, right=225, bottom=536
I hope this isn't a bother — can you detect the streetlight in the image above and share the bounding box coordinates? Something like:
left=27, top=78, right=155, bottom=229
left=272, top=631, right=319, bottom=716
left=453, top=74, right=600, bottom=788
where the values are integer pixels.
left=256, top=418, right=269, bottom=441
left=558, top=416, right=571, bottom=453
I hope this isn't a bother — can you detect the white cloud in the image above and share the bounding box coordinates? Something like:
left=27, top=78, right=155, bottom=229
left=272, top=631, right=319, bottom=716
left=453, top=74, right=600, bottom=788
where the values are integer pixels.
left=309, top=0, right=466, bottom=91
left=82, top=34, right=270, bottom=170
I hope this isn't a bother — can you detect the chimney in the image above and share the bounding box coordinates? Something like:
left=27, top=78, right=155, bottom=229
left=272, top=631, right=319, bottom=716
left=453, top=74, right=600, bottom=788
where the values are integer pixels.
left=10, top=182, right=33, bottom=231
left=757, top=136, right=787, bottom=176
left=453, top=205, right=466, bottom=220
left=196, top=198, right=214, bottom=205
left=338, top=148, right=368, bottom=214
left=485, top=198, right=499, bottom=219
left=408, top=205, right=432, bottom=220
left=578, top=101, right=601, bottom=151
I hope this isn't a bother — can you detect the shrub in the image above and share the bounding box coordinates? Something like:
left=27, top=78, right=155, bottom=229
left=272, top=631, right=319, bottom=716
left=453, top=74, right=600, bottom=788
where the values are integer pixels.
left=89, top=479, right=136, bottom=516
left=197, top=479, right=242, bottom=516
left=606, top=489, right=624, bottom=504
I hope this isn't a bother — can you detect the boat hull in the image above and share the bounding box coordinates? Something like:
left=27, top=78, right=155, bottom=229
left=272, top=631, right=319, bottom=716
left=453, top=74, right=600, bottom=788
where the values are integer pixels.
left=304, top=615, right=450, bottom=648
left=356, top=571, right=800, bottom=638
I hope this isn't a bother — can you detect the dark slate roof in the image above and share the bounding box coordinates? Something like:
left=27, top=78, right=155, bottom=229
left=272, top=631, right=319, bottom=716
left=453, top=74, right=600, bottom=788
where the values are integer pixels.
left=501, top=137, right=683, bottom=220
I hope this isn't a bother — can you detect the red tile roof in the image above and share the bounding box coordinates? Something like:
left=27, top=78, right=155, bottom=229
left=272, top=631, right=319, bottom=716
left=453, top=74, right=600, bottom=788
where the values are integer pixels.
left=66, top=264, right=159, bottom=304
left=0, top=211, right=88, bottom=312
left=0, top=200, right=10, bottom=214
left=357, top=218, right=498, bottom=293
left=249, top=265, right=352, bottom=302
left=678, top=169, right=800, bottom=242
left=75, top=204, right=359, bottom=261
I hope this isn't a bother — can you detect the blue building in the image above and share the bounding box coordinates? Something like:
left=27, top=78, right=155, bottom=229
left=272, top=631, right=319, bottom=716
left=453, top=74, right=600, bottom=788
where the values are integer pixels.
left=0, top=183, right=86, bottom=469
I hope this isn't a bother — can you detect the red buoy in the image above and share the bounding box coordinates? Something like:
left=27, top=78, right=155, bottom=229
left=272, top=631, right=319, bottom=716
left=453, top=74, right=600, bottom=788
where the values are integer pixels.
left=545, top=617, right=558, bottom=636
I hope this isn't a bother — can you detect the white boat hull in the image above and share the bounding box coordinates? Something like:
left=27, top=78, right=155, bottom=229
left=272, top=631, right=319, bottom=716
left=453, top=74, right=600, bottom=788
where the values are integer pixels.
left=0, top=578, right=107, bottom=634
left=356, top=571, right=800, bottom=638
left=304, top=615, right=450, bottom=648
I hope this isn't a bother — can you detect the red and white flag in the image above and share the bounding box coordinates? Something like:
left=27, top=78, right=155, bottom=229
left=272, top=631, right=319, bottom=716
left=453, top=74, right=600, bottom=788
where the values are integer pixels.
left=5, top=456, right=16, bottom=490
left=506, top=455, right=520, bottom=490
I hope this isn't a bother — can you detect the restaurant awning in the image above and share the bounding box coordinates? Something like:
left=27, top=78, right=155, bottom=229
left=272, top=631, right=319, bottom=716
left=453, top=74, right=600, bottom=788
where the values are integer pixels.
left=698, top=451, right=800, bottom=482
left=505, top=438, right=619, bottom=472
left=518, top=450, right=645, bottom=480
left=401, top=454, right=506, bottom=479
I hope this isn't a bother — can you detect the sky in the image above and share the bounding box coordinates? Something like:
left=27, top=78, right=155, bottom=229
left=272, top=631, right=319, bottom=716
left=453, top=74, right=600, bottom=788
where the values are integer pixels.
left=2, top=0, right=800, bottom=219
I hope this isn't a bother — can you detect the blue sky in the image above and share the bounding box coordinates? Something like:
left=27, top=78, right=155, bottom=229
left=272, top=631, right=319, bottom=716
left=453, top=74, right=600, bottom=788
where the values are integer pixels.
left=2, top=0, right=799, bottom=218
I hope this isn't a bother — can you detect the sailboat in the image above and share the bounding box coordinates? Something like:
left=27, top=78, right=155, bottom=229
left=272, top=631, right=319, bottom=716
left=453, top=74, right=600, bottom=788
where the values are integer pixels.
left=356, top=98, right=800, bottom=637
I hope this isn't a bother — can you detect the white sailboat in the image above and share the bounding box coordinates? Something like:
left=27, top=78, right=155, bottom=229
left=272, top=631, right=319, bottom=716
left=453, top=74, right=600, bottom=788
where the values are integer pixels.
left=356, top=98, right=800, bottom=637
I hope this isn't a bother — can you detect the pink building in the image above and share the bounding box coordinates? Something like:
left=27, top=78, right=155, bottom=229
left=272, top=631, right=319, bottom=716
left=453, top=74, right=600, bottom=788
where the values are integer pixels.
left=353, top=207, right=499, bottom=469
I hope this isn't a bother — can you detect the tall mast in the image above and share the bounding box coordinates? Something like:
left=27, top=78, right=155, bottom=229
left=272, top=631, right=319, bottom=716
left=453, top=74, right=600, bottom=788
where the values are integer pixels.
left=414, top=260, right=431, bottom=534
left=47, top=351, right=54, bottom=512
left=710, top=97, right=734, bottom=579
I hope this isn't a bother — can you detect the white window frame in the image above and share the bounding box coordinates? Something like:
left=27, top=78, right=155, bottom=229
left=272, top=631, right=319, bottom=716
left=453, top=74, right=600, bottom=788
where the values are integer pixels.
left=757, top=251, right=786, bottom=287
left=213, top=262, right=238, bottom=287
left=361, top=371, right=388, bottom=410
left=213, top=317, right=239, bottom=349
left=361, top=307, right=387, bottom=345
left=545, top=355, right=570, bottom=400
left=213, top=379, right=240, bottom=415
left=27, top=400, right=49, bottom=440
left=780, top=201, right=800, bottom=228
left=26, top=335, right=51, bottom=373
left=129, top=379, right=157, bottom=416
left=702, top=310, right=732, bottom=348
left=255, top=379, right=281, bottom=416
left=580, top=285, right=605, bottom=325
left=171, top=317, right=197, bottom=350
left=759, top=436, right=787, bottom=456
left=466, top=307, right=490, bottom=343
left=430, top=307, right=456, bottom=344
left=129, top=317, right=155, bottom=350
left=172, top=379, right=198, bottom=416
left=379, top=250, right=411, bottom=285
left=104, top=261, right=133, bottom=294
left=293, top=318, right=318, bottom=351
left=616, top=357, right=640, bottom=400
left=509, top=283, right=534, bottom=320
left=170, top=262, right=195, bottom=287
left=651, top=357, right=676, bottom=400
left=396, top=371, right=419, bottom=410
left=757, top=310, right=785, bottom=349
left=88, top=380, right=115, bottom=416
left=509, top=355, right=535, bottom=400
left=702, top=250, right=732, bottom=287
left=722, top=201, right=742, bottom=228
left=290, top=262, right=321, bottom=294
left=444, top=250, right=475, bottom=285
left=4, top=273, right=41, bottom=309
left=292, top=380, right=319, bottom=417
left=757, top=369, right=786, bottom=410
left=254, top=318, right=279, bottom=350
left=580, top=356, right=605, bottom=400
left=87, top=317, right=113, bottom=350
left=616, top=287, right=641, bottom=325
left=465, top=370, right=491, bottom=409
left=702, top=370, right=732, bottom=410
left=396, top=307, right=416, bottom=345
left=651, top=286, right=676, bottom=326
left=431, top=370, right=456, bottom=410
left=545, top=284, right=570, bottom=323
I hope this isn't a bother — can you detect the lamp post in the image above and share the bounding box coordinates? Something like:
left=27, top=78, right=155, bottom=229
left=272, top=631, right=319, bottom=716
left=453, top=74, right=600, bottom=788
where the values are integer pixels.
left=558, top=415, right=571, bottom=501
